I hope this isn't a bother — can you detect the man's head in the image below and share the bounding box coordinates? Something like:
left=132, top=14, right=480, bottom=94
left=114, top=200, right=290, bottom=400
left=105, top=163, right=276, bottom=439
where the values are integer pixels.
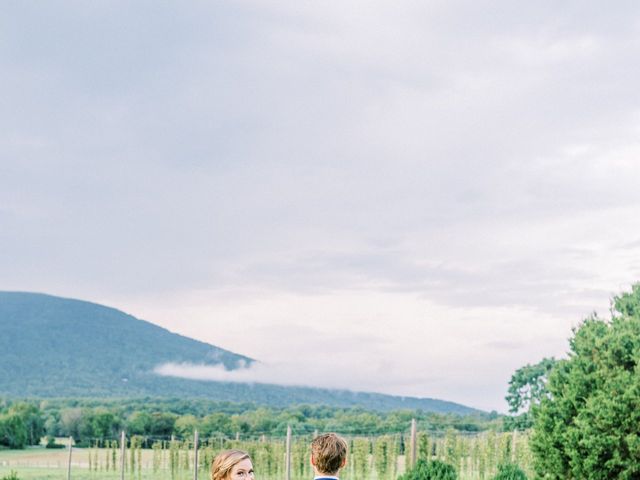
left=310, top=433, right=348, bottom=476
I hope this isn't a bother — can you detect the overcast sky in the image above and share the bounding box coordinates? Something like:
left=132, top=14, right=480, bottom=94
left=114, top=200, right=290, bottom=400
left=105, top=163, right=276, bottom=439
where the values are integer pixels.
left=2, top=1, right=640, bottom=412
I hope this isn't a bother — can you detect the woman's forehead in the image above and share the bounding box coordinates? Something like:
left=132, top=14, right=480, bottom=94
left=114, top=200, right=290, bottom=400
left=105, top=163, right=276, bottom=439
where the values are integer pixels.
left=233, top=459, right=253, bottom=470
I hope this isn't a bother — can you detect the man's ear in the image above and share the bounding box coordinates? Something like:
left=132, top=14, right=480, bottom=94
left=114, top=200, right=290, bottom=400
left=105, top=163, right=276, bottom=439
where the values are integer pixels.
left=310, top=454, right=316, bottom=466
left=340, top=457, right=347, bottom=468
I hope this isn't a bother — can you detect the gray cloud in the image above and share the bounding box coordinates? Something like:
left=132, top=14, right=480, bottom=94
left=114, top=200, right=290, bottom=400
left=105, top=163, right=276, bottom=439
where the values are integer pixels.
left=2, top=0, right=640, bottom=410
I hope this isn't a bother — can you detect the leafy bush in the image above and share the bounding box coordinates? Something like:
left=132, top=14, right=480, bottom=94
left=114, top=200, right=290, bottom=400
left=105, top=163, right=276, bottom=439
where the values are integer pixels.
left=1, top=470, right=20, bottom=480
left=398, top=459, right=457, bottom=480
left=492, top=463, right=527, bottom=480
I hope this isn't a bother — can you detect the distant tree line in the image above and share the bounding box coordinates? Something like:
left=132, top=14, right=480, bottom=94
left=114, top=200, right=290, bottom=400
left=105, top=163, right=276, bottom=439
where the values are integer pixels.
left=0, top=399, right=498, bottom=448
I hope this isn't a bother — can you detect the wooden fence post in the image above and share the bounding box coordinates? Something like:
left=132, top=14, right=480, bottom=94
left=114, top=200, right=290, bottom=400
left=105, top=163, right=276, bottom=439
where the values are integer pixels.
left=120, top=431, right=126, bottom=480
left=410, top=419, right=417, bottom=468
left=285, top=425, right=292, bottom=480
left=194, top=430, right=200, bottom=480
left=66, top=436, right=73, bottom=480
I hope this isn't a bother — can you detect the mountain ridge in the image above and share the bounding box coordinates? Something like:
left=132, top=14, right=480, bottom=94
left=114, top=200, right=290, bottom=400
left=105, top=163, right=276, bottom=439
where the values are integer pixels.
left=0, top=291, right=483, bottom=415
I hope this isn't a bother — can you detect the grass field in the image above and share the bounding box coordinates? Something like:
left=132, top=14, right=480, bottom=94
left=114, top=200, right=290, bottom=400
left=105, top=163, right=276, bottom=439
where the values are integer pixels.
left=0, top=447, right=194, bottom=480
left=0, top=468, right=186, bottom=480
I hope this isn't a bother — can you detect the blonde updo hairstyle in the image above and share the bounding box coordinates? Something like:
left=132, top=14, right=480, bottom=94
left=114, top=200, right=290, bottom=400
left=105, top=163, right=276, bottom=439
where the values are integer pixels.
left=211, top=449, right=251, bottom=480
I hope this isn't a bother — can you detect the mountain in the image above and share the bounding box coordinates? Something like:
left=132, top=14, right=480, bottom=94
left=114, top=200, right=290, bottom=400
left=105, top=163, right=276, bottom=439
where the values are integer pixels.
left=0, top=291, right=482, bottom=414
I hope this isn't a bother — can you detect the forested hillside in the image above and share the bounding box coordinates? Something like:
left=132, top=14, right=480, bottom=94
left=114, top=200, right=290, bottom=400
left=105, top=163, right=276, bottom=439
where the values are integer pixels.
left=0, top=292, right=481, bottom=414
left=0, top=291, right=251, bottom=395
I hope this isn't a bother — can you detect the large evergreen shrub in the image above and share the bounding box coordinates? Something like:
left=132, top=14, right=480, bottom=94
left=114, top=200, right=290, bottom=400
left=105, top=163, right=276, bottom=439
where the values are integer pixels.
left=531, top=284, right=640, bottom=479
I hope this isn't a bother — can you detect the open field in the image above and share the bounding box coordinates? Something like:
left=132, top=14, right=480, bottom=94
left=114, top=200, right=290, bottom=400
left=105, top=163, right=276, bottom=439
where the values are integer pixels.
left=0, top=447, right=159, bottom=469
left=0, top=467, right=182, bottom=480
left=0, top=446, right=194, bottom=480
left=0, top=431, right=533, bottom=480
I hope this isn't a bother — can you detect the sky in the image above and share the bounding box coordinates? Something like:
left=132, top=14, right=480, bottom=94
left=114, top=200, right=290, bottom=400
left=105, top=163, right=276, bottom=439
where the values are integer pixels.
left=2, top=1, right=640, bottom=412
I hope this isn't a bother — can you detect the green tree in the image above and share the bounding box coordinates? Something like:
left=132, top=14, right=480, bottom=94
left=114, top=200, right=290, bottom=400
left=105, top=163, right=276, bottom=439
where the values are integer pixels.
left=0, top=412, right=28, bottom=448
left=200, top=412, right=233, bottom=437
left=174, top=414, right=198, bottom=437
left=127, top=411, right=153, bottom=435
left=504, top=358, right=556, bottom=430
left=90, top=409, right=120, bottom=438
left=530, top=284, right=640, bottom=479
left=6, top=403, right=45, bottom=446
left=59, top=408, right=83, bottom=440
left=148, top=412, right=177, bottom=436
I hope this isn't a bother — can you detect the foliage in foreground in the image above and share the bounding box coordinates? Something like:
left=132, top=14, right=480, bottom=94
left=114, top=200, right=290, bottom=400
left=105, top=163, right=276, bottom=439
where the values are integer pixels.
left=492, top=463, right=527, bottom=480
left=530, top=283, right=640, bottom=479
left=0, top=471, right=20, bottom=480
left=398, top=459, right=457, bottom=480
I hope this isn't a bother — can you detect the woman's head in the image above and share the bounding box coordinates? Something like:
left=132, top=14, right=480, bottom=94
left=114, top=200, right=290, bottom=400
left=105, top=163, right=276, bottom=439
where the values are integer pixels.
left=211, top=450, right=254, bottom=480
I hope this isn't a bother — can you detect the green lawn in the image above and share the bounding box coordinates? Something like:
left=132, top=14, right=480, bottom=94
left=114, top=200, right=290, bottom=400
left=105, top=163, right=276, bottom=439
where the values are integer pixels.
left=0, top=447, right=198, bottom=480
left=0, top=466, right=198, bottom=480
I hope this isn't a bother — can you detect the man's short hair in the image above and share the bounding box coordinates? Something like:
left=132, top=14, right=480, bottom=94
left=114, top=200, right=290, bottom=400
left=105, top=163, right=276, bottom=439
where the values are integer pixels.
left=311, top=433, right=348, bottom=475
